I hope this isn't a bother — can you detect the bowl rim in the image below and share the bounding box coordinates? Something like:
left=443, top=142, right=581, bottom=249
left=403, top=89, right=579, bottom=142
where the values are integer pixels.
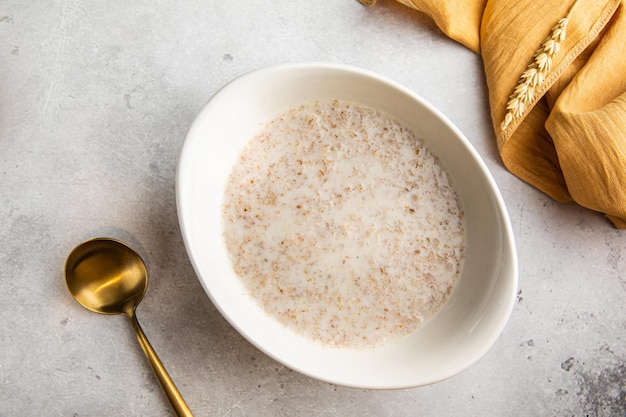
left=176, top=61, right=518, bottom=389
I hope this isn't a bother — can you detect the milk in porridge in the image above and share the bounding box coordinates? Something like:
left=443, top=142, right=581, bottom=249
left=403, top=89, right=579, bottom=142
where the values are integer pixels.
left=222, top=99, right=465, bottom=349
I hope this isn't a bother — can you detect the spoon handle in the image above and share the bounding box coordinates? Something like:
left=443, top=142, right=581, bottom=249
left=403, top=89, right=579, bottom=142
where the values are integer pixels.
left=127, top=313, right=194, bottom=417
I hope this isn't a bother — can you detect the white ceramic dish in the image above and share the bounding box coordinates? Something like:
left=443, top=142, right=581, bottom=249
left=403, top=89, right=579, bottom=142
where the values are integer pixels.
left=176, top=62, right=518, bottom=389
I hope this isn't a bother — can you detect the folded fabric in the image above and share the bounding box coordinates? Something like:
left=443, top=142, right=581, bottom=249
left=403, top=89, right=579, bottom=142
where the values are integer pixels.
left=360, top=0, right=626, bottom=228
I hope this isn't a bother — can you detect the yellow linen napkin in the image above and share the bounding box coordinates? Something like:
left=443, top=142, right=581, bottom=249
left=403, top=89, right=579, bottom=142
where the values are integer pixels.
left=360, top=0, right=626, bottom=228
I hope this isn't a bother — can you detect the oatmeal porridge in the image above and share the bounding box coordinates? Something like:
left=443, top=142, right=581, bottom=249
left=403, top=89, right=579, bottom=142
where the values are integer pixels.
left=222, top=99, right=465, bottom=349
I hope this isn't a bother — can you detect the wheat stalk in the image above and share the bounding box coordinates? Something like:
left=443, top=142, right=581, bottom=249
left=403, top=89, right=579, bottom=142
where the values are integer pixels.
left=500, top=17, right=569, bottom=131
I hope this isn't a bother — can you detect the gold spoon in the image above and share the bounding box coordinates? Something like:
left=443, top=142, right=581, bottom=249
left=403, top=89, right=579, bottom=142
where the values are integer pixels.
left=65, top=237, right=193, bottom=417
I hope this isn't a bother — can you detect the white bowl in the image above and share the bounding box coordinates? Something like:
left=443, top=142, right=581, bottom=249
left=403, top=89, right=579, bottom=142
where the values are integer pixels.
left=176, top=62, right=518, bottom=389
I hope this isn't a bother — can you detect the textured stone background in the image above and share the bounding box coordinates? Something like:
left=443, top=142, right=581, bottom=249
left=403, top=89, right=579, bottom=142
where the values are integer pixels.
left=1, top=0, right=624, bottom=415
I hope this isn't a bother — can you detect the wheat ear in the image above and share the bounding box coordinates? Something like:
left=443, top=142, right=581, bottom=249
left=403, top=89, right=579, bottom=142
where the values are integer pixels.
left=500, top=17, right=569, bottom=131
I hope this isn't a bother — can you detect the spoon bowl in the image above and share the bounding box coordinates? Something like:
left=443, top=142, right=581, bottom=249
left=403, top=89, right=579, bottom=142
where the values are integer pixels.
left=65, top=238, right=193, bottom=417
left=65, top=238, right=147, bottom=315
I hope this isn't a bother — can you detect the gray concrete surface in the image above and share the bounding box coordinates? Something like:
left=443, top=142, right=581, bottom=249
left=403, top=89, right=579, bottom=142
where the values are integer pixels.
left=0, top=0, right=624, bottom=416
